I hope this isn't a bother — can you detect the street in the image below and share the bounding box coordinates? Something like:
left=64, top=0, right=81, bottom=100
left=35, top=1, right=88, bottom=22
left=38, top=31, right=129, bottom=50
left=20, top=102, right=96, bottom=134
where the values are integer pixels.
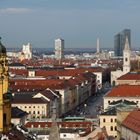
left=65, top=86, right=111, bottom=118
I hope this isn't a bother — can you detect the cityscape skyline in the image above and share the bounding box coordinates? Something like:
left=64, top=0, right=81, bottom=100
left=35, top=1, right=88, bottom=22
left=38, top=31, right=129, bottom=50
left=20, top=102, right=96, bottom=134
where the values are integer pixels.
left=0, top=0, right=140, bottom=49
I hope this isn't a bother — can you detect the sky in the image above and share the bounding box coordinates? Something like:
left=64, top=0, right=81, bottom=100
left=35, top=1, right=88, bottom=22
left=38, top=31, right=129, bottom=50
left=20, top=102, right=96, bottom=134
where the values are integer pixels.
left=0, top=0, right=140, bottom=49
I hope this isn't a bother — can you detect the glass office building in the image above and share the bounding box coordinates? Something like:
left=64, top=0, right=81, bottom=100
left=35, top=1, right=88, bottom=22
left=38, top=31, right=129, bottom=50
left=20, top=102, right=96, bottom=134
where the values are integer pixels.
left=114, top=29, right=131, bottom=56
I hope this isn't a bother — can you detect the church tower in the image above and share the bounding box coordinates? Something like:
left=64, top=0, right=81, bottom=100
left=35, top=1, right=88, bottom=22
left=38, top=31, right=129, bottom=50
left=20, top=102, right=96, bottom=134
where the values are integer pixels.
left=123, top=37, right=131, bottom=73
left=0, top=38, right=11, bottom=133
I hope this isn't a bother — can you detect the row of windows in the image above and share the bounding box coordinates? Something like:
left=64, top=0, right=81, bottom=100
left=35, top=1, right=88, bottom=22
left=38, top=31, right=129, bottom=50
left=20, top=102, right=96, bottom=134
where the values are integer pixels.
left=108, top=100, right=139, bottom=104
left=31, top=124, right=90, bottom=128
left=19, top=106, right=44, bottom=109
left=103, top=118, right=116, bottom=123
left=110, top=126, right=117, bottom=131
left=103, top=126, right=117, bottom=131
left=29, top=111, right=45, bottom=114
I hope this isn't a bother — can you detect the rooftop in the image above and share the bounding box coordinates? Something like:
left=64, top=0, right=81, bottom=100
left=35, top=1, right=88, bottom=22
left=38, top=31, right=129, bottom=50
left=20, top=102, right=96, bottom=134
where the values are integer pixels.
left=117, top=72, right=140, bottom=80
left=11, top=107, right=28, bottom=118
left=106, top=85, right=140, bottom=97
left=122, top=108, right=140, bottom=134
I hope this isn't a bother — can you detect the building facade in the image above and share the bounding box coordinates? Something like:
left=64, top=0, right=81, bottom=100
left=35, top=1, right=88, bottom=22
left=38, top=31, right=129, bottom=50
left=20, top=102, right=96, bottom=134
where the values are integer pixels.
left=104, top=85, right=140, bottom=111
left=55, top=38, right=64, bottom=60
left=22, top=43, right=32, bottom=60
left=114, top=29, right=131, bottom=56
left=99, top=109, right=117, bottom=138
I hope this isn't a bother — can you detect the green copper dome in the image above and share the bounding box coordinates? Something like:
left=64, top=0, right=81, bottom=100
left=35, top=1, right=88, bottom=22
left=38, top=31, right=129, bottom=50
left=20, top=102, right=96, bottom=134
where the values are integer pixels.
left=0, top=37, right=6, bottom=54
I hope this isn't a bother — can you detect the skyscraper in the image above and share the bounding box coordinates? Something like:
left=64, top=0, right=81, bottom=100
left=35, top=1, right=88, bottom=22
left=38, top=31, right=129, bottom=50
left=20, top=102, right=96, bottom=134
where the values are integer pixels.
left=114, top=29, right=131, bottom=56
left=55, top=38, right=64, bottom=60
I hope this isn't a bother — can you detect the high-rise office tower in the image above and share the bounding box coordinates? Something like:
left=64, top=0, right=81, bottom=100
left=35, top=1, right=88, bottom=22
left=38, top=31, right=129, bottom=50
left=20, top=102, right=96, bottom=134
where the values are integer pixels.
left=55, top=38, right=64, bottom=60
left=114, top=29, right=131, bottom=56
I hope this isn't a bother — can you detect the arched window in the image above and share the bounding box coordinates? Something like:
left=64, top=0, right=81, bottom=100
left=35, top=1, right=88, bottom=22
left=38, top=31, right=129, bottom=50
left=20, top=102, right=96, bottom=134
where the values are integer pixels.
left=110, top=126, right=113, bottom=131
left=103, top=118, right=106, bottom=122
left=111, top=118, right=113, bottom=122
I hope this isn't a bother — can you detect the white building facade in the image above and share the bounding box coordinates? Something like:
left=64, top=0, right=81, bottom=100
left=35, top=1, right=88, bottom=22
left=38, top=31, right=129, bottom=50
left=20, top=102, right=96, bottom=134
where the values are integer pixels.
left=22, top=43, right=32, bottom=60
left=55, top=38, right=64, bottom=60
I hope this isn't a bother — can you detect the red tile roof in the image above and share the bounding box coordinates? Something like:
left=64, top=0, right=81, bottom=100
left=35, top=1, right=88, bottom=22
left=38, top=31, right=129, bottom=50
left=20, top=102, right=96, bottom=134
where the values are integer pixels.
left=25, top=121, right=93, bottom=128
left=106, top=85, right=140, bottom=97
left=122, top=108, right=140, bottom=134
left=9, top=69, right=28, bottom=76
left=10, top=72, right=95, bottom=92
left=117, top=72, right=140, bottom=80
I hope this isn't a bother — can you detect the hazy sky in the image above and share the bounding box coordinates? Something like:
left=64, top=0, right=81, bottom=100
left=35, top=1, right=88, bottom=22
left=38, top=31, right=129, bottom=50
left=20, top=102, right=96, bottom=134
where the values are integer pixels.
left=0, top=0, right=140, bottom=49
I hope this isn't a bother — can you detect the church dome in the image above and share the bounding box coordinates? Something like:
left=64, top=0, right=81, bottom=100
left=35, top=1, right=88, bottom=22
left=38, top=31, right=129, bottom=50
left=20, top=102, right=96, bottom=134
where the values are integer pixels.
left=0, top=38, right=6, bottom=54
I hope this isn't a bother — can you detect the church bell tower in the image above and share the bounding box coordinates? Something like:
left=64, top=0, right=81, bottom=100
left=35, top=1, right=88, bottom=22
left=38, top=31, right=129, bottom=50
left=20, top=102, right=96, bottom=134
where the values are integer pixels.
left=0, top=37, right=11, bottom=133
left=123, top=37, right=131, bottom=74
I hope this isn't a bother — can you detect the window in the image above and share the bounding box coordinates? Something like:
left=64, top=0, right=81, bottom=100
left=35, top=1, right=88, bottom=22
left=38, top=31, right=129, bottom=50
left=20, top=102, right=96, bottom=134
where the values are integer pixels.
left=33, top=111, right=36, bottom=114
left=112, top=81, right=115, bottom=86
left=125, top=58, right=128, bottom=62
left=111, top=118, right=113, bottom=122
left=80, top=124, right=83, bottom=128
left=3, top=113, right=6, bottom=125
left=115, top=119, right=117, bottom=122
left=31, top=125, right=34, bottom=128
left=103, top=118, right=106, bottom=122
left=63, top=134, right=66, bottom=137
left=108, top=101, right=110, bottom=104
left=33, top=106, right=35, bottom=108
left=25, top=106, right=27, bottom=108
left=110, top=126, right=113, bottom=131
left=38, top=111, right=40, bottom=114
left=115, top=126, right=117, bottom=131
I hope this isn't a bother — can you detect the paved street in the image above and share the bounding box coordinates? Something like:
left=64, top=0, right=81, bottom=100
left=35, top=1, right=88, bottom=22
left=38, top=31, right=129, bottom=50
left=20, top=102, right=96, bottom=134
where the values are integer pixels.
left=65, top=86, right=111, bottom=118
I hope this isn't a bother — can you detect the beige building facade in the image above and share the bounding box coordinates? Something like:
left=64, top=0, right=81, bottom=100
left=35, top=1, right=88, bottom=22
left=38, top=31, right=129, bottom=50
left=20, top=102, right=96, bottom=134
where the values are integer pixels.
left=99, top=114, right=117, bottom=137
